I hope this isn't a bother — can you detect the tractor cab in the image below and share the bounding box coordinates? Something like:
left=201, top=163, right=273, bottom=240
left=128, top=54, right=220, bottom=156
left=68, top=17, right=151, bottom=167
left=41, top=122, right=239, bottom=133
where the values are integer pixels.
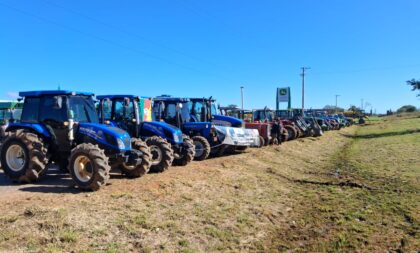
left=189, top=98, right=244, bottom=128
left=253, top=108, right=275, bottom=122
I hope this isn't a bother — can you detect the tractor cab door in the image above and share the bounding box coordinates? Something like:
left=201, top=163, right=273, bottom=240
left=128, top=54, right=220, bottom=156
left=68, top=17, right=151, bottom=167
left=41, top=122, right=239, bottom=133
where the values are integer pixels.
left=39, top=96, right=71, bottom=152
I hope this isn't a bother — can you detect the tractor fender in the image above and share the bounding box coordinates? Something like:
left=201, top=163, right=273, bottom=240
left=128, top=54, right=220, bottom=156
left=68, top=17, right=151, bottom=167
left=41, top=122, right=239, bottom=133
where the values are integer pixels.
left=213, top=114, right=243, bottom=128
left=6, top=123, right=52, bottom=139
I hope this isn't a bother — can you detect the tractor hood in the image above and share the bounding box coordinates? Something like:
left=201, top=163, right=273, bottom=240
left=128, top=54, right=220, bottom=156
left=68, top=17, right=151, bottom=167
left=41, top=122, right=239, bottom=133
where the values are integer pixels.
left=78, top=122, right=132, bottom=151
left=141, top=121, right=184, bottom=144
left=212, top=114, right=243, bottom=128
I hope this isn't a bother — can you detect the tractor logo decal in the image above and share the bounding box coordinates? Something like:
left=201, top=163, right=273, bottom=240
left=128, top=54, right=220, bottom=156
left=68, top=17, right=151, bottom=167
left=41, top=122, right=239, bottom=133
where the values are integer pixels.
left=80, top=127, right=105, bottom=142
left=279, top=88, right=287, bottom=95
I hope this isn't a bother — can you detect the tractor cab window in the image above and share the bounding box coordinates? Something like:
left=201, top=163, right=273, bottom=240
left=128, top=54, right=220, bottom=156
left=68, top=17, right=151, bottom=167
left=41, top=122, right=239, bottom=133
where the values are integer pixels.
left=68, top=96, right=99, bottom=123
left=164, top=103, right=177, bottom=125
left=40, top=96, right=67, bottom=123
left=21, top=97, right=40, bottom=123
left=100, top=100, right=112, bottom=120
left=211, top=103, right=218, bottom=116
left=192, top=101, right=206, bottom=122
left=114, top=99, right=135, bottom=122
left=180, top=103, right=190, bottom=123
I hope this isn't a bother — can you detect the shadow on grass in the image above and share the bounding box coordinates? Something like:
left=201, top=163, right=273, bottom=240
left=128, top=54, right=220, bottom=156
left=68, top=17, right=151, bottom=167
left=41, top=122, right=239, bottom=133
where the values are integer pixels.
left=340, top=128, right=420, bottom=139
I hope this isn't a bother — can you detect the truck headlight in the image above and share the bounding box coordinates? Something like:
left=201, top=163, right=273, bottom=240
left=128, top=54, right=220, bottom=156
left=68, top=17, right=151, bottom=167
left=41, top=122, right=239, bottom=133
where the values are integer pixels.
left=117, top=138, right=125, bottom=150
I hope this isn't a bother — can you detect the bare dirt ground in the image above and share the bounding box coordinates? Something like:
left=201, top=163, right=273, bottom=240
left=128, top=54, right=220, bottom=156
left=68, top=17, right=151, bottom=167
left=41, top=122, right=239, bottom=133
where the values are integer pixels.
left=0, top=116, right=418, bottom=252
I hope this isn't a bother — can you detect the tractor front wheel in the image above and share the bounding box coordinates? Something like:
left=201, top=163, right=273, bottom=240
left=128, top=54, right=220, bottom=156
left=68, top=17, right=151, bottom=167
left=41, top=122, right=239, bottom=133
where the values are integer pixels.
left=146, top=136, right=174, bottom=173
left=69, top=143, right=110, bottom=191
left=0, top=130, right=49, bottom=183
left=120, top=138, right=151, bottom=177
left=192, top=136, right=211, bottom=161
left=173, top=135, right=195, bottom=166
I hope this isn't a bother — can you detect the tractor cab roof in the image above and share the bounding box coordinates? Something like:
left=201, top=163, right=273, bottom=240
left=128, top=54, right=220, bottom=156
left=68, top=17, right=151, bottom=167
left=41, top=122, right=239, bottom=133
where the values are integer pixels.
left=154, top=95, right=190, bottom=103
left=19, top=90, right=94, bottom=97
left=189, top=97, right=215, bottom=102
left=97, top=95, right=139, bottom=100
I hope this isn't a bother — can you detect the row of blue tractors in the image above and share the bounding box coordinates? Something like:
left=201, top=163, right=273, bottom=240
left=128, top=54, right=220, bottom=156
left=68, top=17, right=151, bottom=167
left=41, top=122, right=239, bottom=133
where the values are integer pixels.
left=0, top=91, right=260, bottom=191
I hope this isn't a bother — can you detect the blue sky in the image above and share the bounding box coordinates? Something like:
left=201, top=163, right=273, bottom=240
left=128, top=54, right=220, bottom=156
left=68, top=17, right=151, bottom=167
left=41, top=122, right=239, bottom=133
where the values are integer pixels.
left=0, top=0, right=419, bottom=113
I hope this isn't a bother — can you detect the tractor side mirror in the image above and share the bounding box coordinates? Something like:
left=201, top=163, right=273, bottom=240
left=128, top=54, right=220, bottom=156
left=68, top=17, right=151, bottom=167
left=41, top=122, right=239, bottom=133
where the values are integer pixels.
left=176, top=102, right=183, bottom=112
left=124, top=97, right=130, bottom=108
left=53, top=96, right=63, bottom=109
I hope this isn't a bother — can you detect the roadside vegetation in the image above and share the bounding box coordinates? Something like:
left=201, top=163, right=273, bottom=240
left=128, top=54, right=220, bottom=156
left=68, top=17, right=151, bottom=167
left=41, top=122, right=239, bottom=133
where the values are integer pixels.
left=0, top=113, right=418, bottom=252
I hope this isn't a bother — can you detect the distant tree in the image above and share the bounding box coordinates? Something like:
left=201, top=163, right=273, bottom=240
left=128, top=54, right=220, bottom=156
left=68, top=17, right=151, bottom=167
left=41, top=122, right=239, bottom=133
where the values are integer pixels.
left=406, top=79, right=420, bottom=96
left=397, top=105, right=417, bottom=113
left=348, top=105, right=362, bottom=112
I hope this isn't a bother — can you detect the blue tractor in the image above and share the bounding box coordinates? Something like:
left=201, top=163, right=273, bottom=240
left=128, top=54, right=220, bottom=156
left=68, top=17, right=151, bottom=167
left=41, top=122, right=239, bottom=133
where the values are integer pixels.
left=96, top=95, right=195, bottom=172
left=153, top=96, right=255, bottom=160
left=0, top=91, right=151, bottom=191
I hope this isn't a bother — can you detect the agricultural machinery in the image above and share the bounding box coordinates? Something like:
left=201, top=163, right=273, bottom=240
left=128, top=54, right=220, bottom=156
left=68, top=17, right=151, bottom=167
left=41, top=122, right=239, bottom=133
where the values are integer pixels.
left=218, top=106, right=273, bottom=146
left=276, top=109, right=323, bottom=137
left=97, top=95, right=195, bottom=172
left=152, top=96, right=259, bottom=160
left=0, top=90, right=151, bottom=191
left=0, top=101, right=23, bottom=140
left=252, top=108, right=298, bottom=141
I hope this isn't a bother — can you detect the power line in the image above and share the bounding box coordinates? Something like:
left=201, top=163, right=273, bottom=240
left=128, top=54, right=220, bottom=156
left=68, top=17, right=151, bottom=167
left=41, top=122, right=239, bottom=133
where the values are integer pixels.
left=40, top=0, right=219, bottom=67
left=310, top=64, right=420, bottom=76
left=0, top=1, right=232, bottom=80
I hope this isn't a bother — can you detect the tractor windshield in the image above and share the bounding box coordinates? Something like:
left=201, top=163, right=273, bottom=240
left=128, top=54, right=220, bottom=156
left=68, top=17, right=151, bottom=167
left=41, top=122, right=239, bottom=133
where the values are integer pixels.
left=253, top=110, right=273, bottom=122
left=114, top=99, right=135, bottom=121
left=69, top=96, right=99, bottom=123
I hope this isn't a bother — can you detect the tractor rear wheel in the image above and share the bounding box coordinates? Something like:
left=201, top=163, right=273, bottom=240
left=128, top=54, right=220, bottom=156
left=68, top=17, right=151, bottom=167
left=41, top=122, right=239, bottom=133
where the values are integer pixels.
left=69, top=143, right=110, bottom=191
left=146, top=136, right=174, bottom=173
left=120, top=138, right=151, bottom=177
left=285, top=125, right=297, bottom=140
left=173, top=135, right=195, bottom=166
left=192, top=136, right=211, bottom=161
left=0, top=130, right=49, bottom=183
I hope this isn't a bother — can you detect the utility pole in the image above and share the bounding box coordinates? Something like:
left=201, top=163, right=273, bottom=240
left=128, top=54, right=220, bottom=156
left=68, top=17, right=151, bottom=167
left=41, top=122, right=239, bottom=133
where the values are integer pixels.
left=335, top=95, right=340, bottom=114
left=301, top=67, right=310, bottom=115
left=240, top=86, right=244, bottom=110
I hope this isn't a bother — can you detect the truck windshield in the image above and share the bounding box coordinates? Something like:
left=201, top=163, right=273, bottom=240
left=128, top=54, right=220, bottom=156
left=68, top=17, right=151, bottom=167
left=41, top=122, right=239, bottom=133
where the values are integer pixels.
left=69, top=96, right=99, bottom=123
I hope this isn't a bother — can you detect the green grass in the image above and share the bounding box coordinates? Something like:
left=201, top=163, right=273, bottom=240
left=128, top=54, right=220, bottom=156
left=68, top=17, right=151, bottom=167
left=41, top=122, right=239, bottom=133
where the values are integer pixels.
left=268, top=114, right=420, bottom=252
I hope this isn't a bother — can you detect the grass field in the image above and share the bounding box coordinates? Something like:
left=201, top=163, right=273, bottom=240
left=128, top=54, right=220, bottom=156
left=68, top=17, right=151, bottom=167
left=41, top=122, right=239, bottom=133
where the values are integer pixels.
left=0, top=114, right=419, bottom=252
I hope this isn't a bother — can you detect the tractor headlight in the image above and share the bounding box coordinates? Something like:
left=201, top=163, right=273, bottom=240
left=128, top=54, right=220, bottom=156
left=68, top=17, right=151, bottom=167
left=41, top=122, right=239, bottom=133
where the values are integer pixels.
left=173, top=133, right=180, bottom=143
left=117, top=138, right=125, bottom=150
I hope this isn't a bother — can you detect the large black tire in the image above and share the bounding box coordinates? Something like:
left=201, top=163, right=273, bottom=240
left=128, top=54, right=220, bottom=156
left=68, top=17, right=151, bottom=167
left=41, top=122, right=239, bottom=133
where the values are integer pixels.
left=68, top=143, right=110, bottom=191
left=285, top=125, right=297, bottom=141
left=281, top=128, right=288, bottom=142
left=236, top=146, right=248, bottom=151
left=173, top=135, right=195, bottom=166
left=0, top=130, right=49, bottom=183
left=146, top=136, right=174, bottom=173
left=120, top=138, right=151, bottom=178
left=192, top=136, right=211, bottom=161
